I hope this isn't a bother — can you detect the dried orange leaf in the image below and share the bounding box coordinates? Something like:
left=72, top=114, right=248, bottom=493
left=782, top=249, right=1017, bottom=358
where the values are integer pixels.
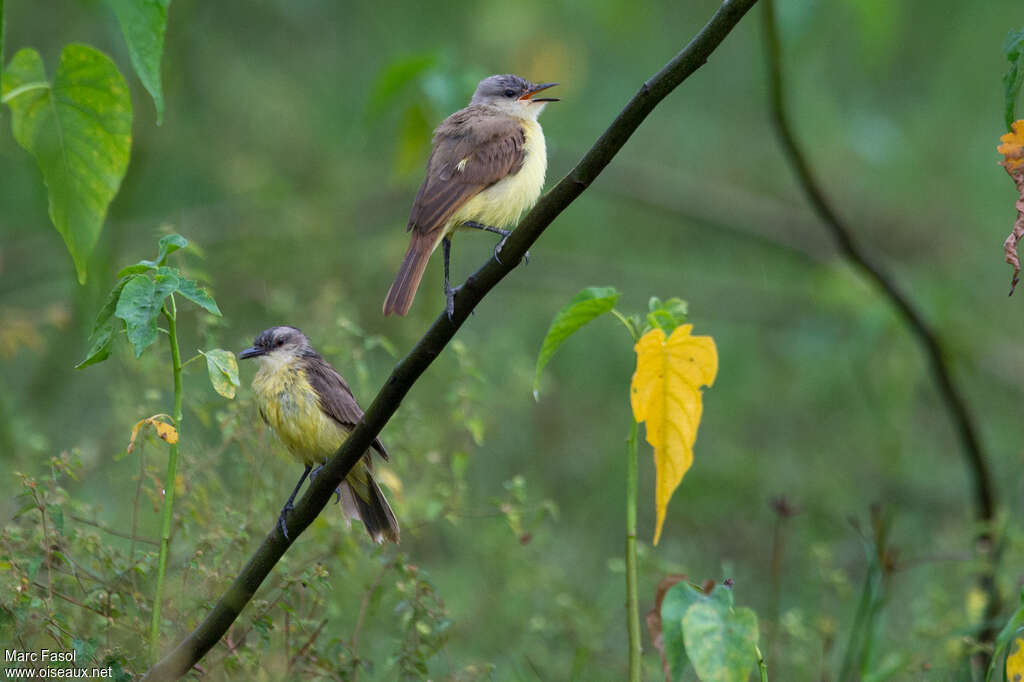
left=630, top=325, right=717, bottom=545
left=998, top=120, right=1024, bottom=294
left=151, top=418, right=178, bottom=444
left=124, top=415, right=177, bottom=455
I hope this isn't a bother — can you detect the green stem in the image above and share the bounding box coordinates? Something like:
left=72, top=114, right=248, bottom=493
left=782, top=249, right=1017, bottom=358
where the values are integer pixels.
left=151, top=297, right=183, bottom=654
left=626, top=419, right=642, bottom=682
left=756, top=645, right=768, bottom=682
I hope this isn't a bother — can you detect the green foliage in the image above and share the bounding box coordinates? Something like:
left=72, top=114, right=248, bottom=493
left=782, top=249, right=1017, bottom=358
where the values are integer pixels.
left=104, top=0, right=170, bottom=124
left=645, top=296, right=688, bottom=335
left=1004, top=27, right=1024, bottom=130
left=1, top=45, right=132, bottom=284
left=79, top=234, right=222, bottom=364
left=533, top=286, right=620, bottom=396
left=661, top=581, right=760, bottom=682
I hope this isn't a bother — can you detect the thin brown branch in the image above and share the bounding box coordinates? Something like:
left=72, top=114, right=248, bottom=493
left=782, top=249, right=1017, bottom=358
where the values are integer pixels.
left=141, top=2, right=760, bottom=678
left=760, top=0, right=1001, bottom=657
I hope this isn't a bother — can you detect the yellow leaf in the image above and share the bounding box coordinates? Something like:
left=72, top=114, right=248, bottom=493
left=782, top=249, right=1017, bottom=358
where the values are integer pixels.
left=630, top=325, right=718, bottom=545
left=150, top=419, right=178, bottom=445
left=1007, top=633, right=1024, bottom=682
left=125, top=415, right=178, bottom=455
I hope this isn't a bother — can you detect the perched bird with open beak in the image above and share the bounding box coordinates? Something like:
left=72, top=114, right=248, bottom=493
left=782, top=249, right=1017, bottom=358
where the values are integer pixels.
left=383, top=74, right=559, bottom=317
left=239, top=326, right=399, bottom=543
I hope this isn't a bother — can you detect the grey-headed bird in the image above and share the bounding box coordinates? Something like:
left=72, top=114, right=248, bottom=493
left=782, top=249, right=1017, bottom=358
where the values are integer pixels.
left=239, top=326, right=399, bottom=543
left=383, top=74, right=558, bottom=317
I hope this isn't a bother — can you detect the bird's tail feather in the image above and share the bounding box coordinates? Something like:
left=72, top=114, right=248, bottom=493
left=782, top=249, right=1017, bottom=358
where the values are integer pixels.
left=383, top=232, right=438, bottom=316
left=340, top=464, right=400, bottom=544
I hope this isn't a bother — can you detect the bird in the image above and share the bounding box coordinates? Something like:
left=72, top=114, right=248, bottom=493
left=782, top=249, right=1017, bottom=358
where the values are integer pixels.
left=238, top=325, right=399, bottom=543
left=383, top=74, right=559, bottom=318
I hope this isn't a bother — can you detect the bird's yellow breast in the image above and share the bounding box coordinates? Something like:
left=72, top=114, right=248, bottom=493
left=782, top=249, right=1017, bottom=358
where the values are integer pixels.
left=251, top=354, right=348, bottom=466
left=450, top=118, right=547, bottom=231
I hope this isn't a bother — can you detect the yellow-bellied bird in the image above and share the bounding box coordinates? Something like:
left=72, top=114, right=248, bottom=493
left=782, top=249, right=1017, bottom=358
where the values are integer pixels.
left=239, top=326, right=399, bottom=543
left=383, top=74, right=558, bottom=318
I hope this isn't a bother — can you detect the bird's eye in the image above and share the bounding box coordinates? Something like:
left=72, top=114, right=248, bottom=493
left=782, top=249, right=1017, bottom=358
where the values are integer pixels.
left=274, top=338, right=285, bottom=348
left=504, top=88, right=516, bottom=98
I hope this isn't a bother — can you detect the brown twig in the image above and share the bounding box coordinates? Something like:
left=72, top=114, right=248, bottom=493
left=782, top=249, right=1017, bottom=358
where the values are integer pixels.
left=141, top=2, right=760, bottom=678
left=760, top=0, right=1000, bottom=660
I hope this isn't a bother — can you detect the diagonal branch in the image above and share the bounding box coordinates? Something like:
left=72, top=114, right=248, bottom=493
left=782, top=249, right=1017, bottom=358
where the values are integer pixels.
left=760, top=0, right=1000, bottom=654
left=141, top=1, right=761, bottom=678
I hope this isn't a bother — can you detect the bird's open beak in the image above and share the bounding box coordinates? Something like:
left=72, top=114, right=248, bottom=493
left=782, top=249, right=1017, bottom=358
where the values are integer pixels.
left=520, top=82, right=559, bottom=103
left=238, top=347, right=264, bottom=360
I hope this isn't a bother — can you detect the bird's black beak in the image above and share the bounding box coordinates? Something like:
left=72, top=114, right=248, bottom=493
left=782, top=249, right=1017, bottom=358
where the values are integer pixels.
left=521, top=82, right=559, bottom=103
left=238, top=346, right=264, bottom=360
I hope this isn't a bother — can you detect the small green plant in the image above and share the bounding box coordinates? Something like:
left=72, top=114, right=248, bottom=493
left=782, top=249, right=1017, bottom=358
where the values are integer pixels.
left=77, top=233, right=235, bottom=652
left=535, top=287, right=725, bottom=681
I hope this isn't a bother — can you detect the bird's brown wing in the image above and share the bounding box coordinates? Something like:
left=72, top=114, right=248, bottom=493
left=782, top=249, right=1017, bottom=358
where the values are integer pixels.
left=304, top=357, right=388, bottom=460
left=408, top=106, right=526, bottom=237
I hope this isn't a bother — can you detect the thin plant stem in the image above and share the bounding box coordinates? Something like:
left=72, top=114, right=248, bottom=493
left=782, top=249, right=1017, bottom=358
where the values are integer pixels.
left=626, top=419, right=642, bottom=682
left=756, top=645, right=768, bottom=682
left=151, top=295, right=184, bottom=653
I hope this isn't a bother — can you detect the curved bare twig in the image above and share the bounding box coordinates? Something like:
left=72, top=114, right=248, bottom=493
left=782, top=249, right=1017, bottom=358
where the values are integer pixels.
left=141, top=1, right=761, bottom=678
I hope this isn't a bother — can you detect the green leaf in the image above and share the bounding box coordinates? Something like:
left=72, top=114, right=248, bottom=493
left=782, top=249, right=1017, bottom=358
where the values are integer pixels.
left=200, top=349, right=239, bottom=399
left=2, top=45, right=132, bottom=284
left=646, top=296, right=688, bottom=335
left=115, top=233, right=187, bottom=277
left=661, top=583, right=739, bottom=682
left=115, top=274, right=160, bottom=357
left=682, top=600, right=759, bottom=682
left=76, top=277, right=129, bottom=368
left=533, top=286, right=620, bottom=398
left=1004, top=28, right=1024, bottom=130
left=661, top=582, right=705, bottom=680
left=176, top=276, right=221, bottom=316
left=153, top=267, right=180, bottom=304
left=104, top=0, right=170, bottom=124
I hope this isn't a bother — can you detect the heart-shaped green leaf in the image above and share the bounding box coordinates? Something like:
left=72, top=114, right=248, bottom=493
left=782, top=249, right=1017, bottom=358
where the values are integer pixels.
left=2, top=45, right=132, bottom=284
left=682, top=600, right=759, bottom=682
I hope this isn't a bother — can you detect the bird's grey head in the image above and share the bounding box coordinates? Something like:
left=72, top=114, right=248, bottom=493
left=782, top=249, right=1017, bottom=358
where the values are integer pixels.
left=469, top=74, right=559, bottom=118
left=238, top=325, right=312, bottom=360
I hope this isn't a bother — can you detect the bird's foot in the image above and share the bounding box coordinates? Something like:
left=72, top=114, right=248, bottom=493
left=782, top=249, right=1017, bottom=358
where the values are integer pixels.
left=309, top=464, right=342, bottom=504
left=278, top=503, right=293, bottom=540
left=445, top=285, right=456, bottom=321
left=492, top=234, right=529, bottom=266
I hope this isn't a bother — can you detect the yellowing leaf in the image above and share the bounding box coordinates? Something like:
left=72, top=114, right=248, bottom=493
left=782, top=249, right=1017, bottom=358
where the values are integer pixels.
left=125, top=415, right=178, bottom=455
left=1007, top=633, right=1024, bottom=682
left=630, top=325, right=718, bottom=545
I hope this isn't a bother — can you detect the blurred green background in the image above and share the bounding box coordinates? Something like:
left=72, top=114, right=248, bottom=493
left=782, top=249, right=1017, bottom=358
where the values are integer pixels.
left=3, top=0, right=1024, bottom=679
